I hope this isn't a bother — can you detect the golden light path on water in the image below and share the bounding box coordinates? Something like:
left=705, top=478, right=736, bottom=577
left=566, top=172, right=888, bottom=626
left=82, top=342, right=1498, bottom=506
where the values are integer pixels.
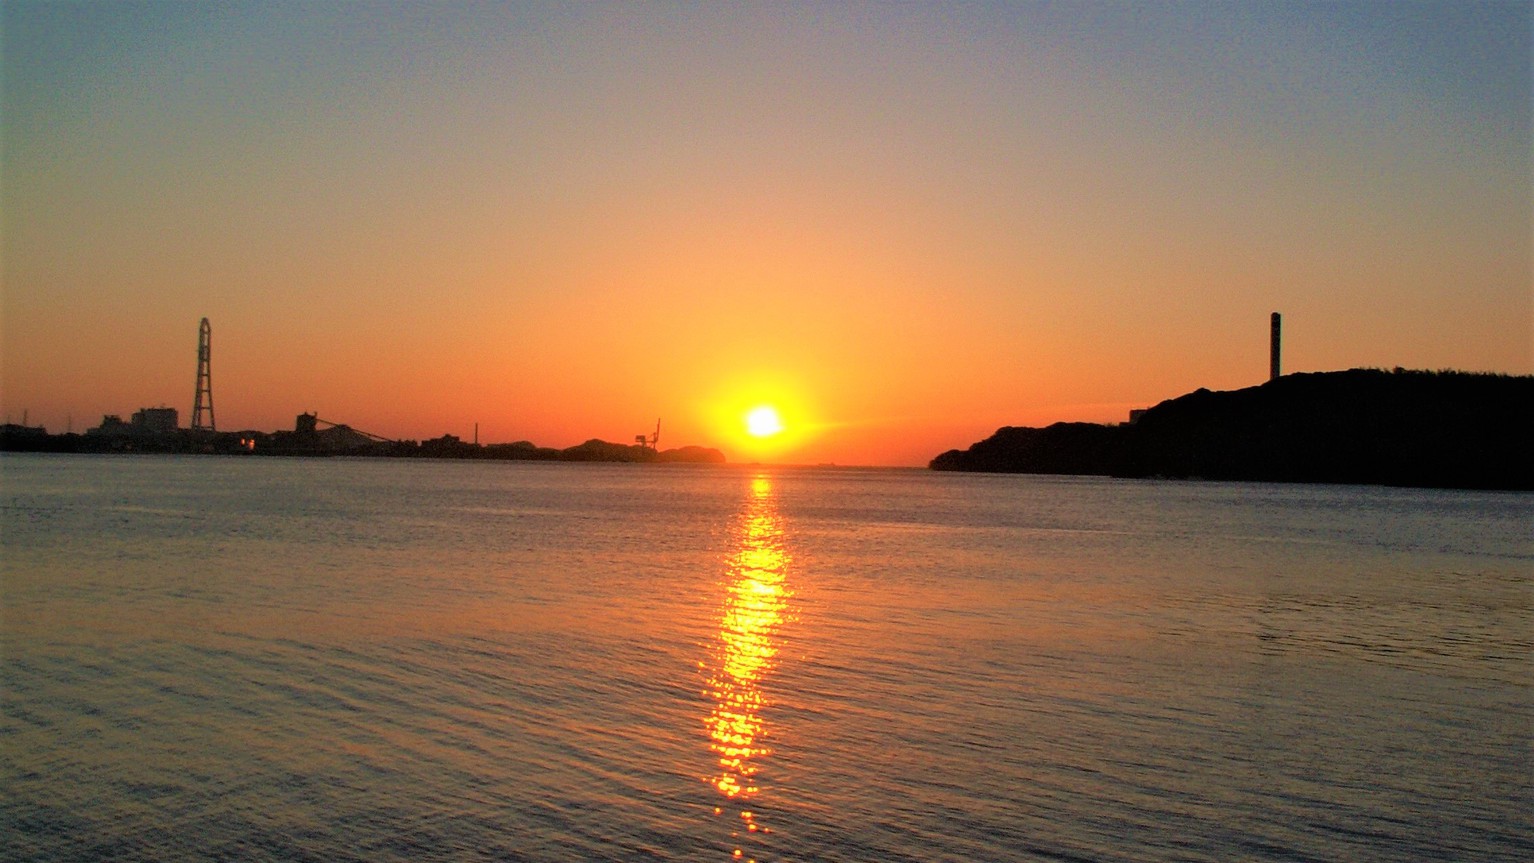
left=704, top=475, right=792, bottom=862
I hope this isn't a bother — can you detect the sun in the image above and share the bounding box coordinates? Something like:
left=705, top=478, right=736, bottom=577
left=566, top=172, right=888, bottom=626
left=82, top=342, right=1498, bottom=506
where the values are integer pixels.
left=745, top=405, right=785, bottom=438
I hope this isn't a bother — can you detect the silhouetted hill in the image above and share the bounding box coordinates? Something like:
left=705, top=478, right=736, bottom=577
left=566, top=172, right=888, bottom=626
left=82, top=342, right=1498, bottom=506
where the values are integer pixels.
left=932, top=370, right=1534, bottom=490
left=655, top=445, right=728, bottom=464
left=929, top=423, right=1128, bottom=475
left=556, top=439, right=725, bottom=463
left=560, top=439, right=653, bottom=462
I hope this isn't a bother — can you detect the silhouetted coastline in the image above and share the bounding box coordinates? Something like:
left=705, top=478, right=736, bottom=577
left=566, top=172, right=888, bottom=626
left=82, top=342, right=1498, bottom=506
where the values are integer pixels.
left=0, top=422, right=726, bottom=465
left=930, top=369, right=1534, bottom=490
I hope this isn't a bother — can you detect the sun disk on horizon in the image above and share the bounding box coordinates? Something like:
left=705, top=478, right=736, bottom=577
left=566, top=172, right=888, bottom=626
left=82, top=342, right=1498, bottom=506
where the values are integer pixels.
left=745, top=406, right=785, bottom=438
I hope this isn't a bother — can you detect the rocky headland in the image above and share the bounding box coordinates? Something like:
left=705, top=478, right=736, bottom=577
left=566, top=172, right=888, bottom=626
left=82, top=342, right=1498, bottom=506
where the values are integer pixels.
left=931, top=369, right=1533, bottom=490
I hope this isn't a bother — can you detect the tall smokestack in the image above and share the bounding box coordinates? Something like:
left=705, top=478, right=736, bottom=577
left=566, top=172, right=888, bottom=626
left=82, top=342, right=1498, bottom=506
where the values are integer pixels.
left=1269, top=312, right=1282, bottom=381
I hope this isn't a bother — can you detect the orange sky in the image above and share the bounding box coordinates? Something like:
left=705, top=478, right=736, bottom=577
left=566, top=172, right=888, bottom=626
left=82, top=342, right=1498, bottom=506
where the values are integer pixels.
left=3, top=3, right=1529, bottom=465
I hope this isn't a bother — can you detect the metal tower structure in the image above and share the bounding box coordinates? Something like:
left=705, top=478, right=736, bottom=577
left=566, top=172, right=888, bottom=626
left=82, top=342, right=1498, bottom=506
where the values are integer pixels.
left=192, top=317, right=216, bottom=432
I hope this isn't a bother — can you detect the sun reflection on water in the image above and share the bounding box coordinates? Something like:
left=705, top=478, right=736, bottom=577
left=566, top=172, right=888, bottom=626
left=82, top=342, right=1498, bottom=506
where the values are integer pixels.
left=703, top=474, right=792, bottom=860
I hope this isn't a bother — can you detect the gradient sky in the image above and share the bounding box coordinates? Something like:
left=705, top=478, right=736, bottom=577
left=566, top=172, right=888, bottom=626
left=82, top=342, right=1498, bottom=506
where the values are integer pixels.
left=3, top=1, right=1529, bottom=465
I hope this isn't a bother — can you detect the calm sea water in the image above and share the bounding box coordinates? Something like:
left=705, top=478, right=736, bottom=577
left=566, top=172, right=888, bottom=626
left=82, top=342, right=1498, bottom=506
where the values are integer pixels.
left=2, top=454, right=1529, bottom=862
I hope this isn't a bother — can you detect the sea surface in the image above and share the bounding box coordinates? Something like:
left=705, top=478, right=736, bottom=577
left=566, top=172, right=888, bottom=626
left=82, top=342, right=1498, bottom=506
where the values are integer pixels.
left=2, top=454, right=1530, bottom=862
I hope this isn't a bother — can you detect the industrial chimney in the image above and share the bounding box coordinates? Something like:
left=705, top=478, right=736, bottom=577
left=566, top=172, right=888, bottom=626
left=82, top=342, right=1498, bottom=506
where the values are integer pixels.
left=1269, top=312, right=1282, bottom=381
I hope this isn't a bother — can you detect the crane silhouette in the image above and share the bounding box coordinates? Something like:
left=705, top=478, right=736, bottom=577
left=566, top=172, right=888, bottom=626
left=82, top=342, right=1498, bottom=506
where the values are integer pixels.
left=635, top=418, right=660, bottom=450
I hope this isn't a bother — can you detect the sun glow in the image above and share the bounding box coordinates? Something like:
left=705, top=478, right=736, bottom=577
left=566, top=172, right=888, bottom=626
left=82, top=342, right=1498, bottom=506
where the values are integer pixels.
left=702, top=375, right=814, bottom=461
left=744, top=406, right=784, bottom=438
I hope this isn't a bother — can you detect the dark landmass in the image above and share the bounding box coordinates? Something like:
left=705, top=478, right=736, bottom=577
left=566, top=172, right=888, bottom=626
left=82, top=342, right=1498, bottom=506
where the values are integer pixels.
left=0, top=423, right=726, bottom=465
left=931, top=369, right=1534, bottom=490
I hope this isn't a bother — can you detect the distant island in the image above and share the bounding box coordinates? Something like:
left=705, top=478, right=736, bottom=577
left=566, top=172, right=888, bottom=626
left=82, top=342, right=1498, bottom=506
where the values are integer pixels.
left=0, top=411, right=726, bottom=465
left=931, top=369, right=1533, bottom=490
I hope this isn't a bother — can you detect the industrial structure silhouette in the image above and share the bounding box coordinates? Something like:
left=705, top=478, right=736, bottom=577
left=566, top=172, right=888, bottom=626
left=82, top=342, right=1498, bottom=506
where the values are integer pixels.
left=191, top=317, right=215, bottom=432
left=1270, top=312, right=1282, bottom=381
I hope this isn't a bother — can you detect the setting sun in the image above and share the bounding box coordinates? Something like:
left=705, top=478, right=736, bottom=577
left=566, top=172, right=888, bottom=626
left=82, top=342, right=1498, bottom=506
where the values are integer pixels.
left=703, top=376, right=814, bottom=461
left=745, top=406, right=785, bottom=438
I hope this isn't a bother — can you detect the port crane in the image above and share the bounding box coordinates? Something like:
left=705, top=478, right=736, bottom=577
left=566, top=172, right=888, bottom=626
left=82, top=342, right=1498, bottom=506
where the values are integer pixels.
left=635, top=418, right=660, bottom=450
